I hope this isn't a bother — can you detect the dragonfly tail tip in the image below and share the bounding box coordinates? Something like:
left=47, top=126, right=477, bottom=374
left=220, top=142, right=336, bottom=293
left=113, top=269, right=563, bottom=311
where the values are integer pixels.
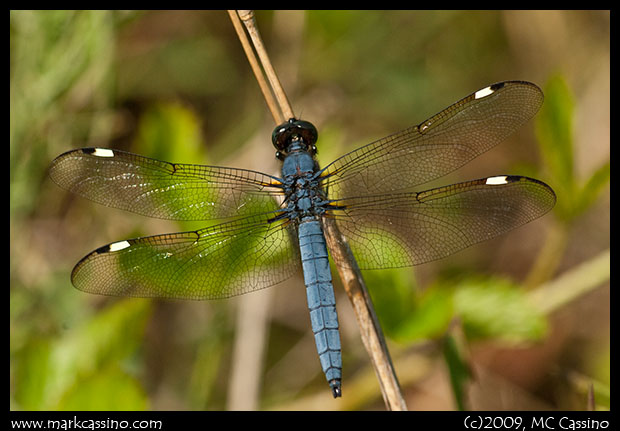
left=330, top=380, right=342, bottom=398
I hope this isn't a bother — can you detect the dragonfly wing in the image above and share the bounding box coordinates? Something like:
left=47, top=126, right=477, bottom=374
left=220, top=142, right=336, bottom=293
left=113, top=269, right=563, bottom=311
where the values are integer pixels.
left=71, top=215, right=300, bottom=299
left=327, top=176, right=556, bottom=270
left=49, top=148, right=284, bottom=221
left=320, top=81, right=543, bottom=199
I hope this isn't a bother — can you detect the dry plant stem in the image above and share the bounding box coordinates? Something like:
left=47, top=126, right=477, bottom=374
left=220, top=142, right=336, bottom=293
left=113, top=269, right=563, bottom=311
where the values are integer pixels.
left=322, top=217, right=407, bottom=410
left=227, top=10, right=284, bottom=124
left=527, top=248, right=609, bottom=315
left=523, top=222, right=568, bottom=289
left=237, top=10, right=295, bottom=121
left=229, top=9, right=406, bottom=410
left=587, top=383, right=595, bottom=411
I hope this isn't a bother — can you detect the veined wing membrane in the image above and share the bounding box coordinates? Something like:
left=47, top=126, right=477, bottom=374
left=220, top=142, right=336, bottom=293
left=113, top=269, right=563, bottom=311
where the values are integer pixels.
left=327, top=176, right=556, bottom=270
left=320, top=81, right=543, bottom=199
left=49, top=148, right=284, bottom=221
left=71, top=215, right=300, bottom=299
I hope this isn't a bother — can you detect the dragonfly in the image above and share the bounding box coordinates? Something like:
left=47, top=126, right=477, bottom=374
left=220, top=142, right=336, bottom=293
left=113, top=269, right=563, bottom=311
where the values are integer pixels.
left=49, top=81, right=556, bottom=398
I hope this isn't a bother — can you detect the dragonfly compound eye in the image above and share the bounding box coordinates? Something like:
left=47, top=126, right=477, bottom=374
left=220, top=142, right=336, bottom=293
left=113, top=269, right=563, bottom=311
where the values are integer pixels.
left=272, top=118, right=318, bottom=153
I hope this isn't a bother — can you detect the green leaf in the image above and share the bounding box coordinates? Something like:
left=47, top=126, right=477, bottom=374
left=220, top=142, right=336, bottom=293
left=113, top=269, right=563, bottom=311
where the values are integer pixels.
left=134, top=102, right=206, bottom=165
left=58, top=366, right=148, bottom=410
left=13, top=339, right=54, bottom=410
left=535, top=75, right=609, bottom=223
left=13, top=299, right=151, bottom=409
left=574, top=161, right=610, bottom=218
left=442, top=325, right=473, bottom=411
left=536, top=75, right=575, bottom=189
left=70, top=299, right=152, bottom=371
left=454, top=276, right=547, bottom=344
left=365, top=268, right=418, bottom=337
left=389, top=285, right=453, bottom=342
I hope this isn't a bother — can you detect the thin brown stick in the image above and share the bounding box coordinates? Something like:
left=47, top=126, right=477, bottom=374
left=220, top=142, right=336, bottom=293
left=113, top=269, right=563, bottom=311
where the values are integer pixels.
left=227, top=10, right=283, bottom=124
left=228, top=9, right=406, bottom=410
left=237, top=10, right=295, bottom=121
left=322, top=217, right=408, bottom=410
left=587, top=382, right=595, bottom=411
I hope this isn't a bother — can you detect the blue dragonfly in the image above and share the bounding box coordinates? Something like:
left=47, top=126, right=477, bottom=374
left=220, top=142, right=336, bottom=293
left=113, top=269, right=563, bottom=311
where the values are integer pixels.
left=49, top=81, right=556, bottom=398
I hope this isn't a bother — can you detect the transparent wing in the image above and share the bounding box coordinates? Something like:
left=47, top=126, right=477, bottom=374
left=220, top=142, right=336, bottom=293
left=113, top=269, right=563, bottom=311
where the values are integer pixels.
left=71, top=215, right=300, bottom=299
left=49, top=148, right=284, bottom=221
left=320, top=81, right=544, bottom=198
left=327, top=176, right=556, bottom=270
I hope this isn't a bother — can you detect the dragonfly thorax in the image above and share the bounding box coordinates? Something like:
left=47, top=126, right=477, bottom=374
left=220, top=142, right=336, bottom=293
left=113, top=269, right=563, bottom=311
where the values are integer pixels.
left=281, top=150, right=327, bottom=221
left=281, top=147, right=317, bottom=176
left=283, top=182, right=328, bottom=221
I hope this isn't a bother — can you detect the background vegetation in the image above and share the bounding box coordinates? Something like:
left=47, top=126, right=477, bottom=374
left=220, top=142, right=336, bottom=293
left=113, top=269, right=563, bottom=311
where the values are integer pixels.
left=10, top=10, right=609, bottom=410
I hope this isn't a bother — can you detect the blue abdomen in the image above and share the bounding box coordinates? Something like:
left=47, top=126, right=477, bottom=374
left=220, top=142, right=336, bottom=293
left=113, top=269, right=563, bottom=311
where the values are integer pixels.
left=298, top=218, right=342, bottom=396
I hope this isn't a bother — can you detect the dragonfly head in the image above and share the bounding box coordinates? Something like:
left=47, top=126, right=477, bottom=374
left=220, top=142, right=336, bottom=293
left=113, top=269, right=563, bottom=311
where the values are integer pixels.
left=272, top=118, right=318, bottom=159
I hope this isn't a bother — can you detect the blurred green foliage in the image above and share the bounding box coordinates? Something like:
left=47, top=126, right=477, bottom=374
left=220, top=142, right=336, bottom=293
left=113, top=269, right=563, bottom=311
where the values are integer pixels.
left=10, top=10, right=609, bottom=411
left=369, top=272, right=546, bottom=345
left=134, top=102, right=207, bottom=165
left=442, top=324, right=474, bottom=411
left=13, top=299, right=151, bottom=410
left=536, top=75, right=610, bottom=223
left=10, top=10, right=117, bottom=218
left=453, top=276, right=547, bottom=342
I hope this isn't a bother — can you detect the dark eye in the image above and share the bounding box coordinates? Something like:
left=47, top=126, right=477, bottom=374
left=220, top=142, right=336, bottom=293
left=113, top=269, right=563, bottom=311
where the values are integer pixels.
left=272, top=118, right=318, bottom=152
